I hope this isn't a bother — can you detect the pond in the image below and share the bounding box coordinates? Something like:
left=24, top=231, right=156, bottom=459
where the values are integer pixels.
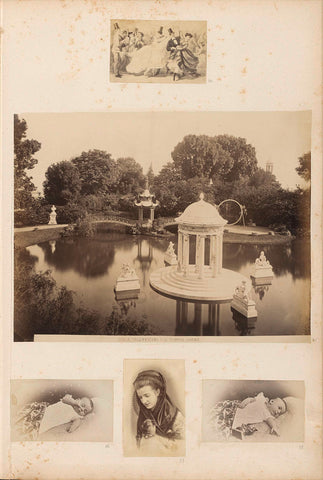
left=23, top=232, right=310, bottom=337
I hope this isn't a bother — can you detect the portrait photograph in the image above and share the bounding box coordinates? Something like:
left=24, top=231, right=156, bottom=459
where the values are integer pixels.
left=123, top=359, right=185, bottom=456
left=14, top=111, right=311, bottom=341
left=11, top=379, right=113, bottom=442
left=202, top=379, right=305, bottom=443
left=109, top=20, right=207, bottom=83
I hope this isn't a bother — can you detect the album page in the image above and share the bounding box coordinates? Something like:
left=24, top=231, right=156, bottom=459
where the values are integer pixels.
left=1, top=1, right=322, bottom=479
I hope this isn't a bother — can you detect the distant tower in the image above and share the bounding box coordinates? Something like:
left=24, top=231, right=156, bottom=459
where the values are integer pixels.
left=266, top=161, right=273, bottom=174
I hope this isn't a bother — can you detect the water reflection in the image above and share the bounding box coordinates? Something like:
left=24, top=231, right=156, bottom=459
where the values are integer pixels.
left=223, top=241, right=310, bottom=280
left=133, top=237, right=158, bottom=286
left=38, top=233, right=119, bottom=278
left=253, top=284, right=270, bottom=301
left=22, top=235, right=310, bottom=337
left=173, top=300, right=257, bottom=336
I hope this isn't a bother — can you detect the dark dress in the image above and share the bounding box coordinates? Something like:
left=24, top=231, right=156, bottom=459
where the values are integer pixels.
left=134, top=370, right=184, bottom=443
left=166, top=36, right=198, bottom=76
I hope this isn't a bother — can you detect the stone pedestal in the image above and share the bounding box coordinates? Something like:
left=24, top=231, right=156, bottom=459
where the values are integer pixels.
left=231, top=280, right=257, bottom=318
left=115, top=264, right=140, bottom=299
left=250, top=251, right=273, bottom=280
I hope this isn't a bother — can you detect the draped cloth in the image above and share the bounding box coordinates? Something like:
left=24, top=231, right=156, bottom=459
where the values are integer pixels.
left=126, top=35, right=169, bottom=75
left=134, top=370, right=180, bottom=441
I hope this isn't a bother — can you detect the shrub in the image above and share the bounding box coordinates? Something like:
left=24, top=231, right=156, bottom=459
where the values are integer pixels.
left=55, top=203, right=86, bottom=223
left=73, top=214, right=96, bottom=237
left=14, top=199, right=52, bottom=227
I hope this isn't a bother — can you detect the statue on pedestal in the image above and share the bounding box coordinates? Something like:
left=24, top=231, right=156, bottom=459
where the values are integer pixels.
left=48, top=205, right=57, bottom=225
left=115, top=263, right=140, bottom=299
left=251, top=251, right=273, bottom=281
left=231, top=280, right=257, bottom=318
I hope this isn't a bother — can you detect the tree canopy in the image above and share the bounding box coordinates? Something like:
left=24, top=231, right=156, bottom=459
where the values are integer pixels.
left=14, top=115, right=41, bottom=209
left=71, top=149, right=119, bottom=196
left=43, top=160, right=82, bottom=205
left=116, top=157, right=146, bottom=194
left=171, top=134, right=258, bottom=182
left=146, top=164, right=155, bottom=187
left=296, top=151, right=311, bottom=183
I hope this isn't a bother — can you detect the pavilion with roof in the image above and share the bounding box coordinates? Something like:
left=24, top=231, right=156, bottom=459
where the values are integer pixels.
left=134, top=183, right=159, bottom=224
left=150, top=193, right=250, bottom=302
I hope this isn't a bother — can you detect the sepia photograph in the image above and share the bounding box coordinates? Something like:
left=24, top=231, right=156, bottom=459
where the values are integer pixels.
left=10, top=379, right=113, bottom=442
left=109, top=20, right=207, bottom=83
left=14, top=111, right=311, bottom=341
left=123, top=359, right=185, bottom=457
left=202, top=379, right=305, bottom=442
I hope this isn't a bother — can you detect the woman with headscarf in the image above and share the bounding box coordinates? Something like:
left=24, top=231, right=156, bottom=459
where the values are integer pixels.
left=133, top=370, right=184, bottom=450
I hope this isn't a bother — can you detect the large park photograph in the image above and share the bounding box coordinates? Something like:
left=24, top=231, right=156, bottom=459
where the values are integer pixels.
left=14, top=111, right=311, bottom=341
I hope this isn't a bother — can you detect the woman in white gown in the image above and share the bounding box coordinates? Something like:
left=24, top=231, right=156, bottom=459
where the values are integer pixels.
left=126, top=27, right=169, bottom=76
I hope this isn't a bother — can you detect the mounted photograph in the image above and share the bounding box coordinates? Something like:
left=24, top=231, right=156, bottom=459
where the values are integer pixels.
left=109, top=20, right=207, bottom=83
left=202, top=379, right=305, bottom=442
left=14, top=111, right=311, bottom=341
left=11, top=379, right=113, bottom=442
left=123, top=359, right=185, bottom=456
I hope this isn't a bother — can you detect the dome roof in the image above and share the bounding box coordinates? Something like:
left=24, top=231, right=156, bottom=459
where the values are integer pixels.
left=176, top=193, right=227, bottom=227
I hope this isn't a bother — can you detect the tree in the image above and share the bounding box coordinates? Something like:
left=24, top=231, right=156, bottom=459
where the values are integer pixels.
left=171, top=134, right=234, bottom=180
left=71, top=149, right=119, bottom=196
left=43, top=160, right=81, bottom=205
left=296, top=152, right=311, bottom=183
left=248, top=168, right=281, bottom=188
left=116, top=157, right=146, bottom=194
left=170, top=134, right=258, bottom=183
left=146, top=164, right=155, bottom=187
left=14, top=115, right=41, bottom=209
left=153, top=163, right=214, bottom=216
left=214, top=134, right=258, bottom=181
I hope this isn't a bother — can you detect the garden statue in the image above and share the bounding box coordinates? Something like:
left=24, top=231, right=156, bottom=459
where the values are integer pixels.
left=231, top=280, right=257, bottom=318
left=164, top=241, right=177, bottom=266
left=120, top=263, right=137, bottom=279
left=251, top=251, right=273, bottom=281
left=115, top=263, right=140, bottom=300
left=48, top=205, right=57, bottom=225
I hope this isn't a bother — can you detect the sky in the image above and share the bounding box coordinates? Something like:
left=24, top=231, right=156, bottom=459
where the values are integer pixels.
left=20, top=111, right=311, bottom=193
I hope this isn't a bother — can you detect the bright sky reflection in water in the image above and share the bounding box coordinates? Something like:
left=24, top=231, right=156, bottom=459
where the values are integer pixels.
left=26, top=232, right=310, bottom=336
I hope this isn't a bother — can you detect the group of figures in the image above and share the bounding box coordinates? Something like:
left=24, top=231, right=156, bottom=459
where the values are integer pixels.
left=111, top=23, right=206, bottom=81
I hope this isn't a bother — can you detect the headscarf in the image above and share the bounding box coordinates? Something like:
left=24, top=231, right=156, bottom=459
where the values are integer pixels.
left=134, top=370, right=178, bottom=440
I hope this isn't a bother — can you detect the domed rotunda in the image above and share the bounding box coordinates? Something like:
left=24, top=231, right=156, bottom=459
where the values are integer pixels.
left=150, top=194, right=250, bottom=302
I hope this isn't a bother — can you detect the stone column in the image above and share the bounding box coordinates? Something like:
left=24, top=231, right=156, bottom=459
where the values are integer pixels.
left=138, top=206, right=143, bottom=223
left=182, top=301, right=188, bottom=324
left=176, top=300, right=181, bottom=327
left=216, top=303, right=220, bottom=335
left=210, top=234, right=216, bottom=277
left=198, top=235, right=205, bottom=279
left=194, top=303, right=203, bottom=335
left=217, top=230, right=223, bottom=274
left=177, top=230, right=183, bottom=272
left=182, top=233, right=190, bottom=276
left=195, top=234, right=200, bottom=273
left=150, top=207, right=154, bottom=222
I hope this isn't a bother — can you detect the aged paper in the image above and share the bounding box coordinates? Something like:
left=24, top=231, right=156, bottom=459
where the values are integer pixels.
left=1, top=1, right=322, bottom=479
